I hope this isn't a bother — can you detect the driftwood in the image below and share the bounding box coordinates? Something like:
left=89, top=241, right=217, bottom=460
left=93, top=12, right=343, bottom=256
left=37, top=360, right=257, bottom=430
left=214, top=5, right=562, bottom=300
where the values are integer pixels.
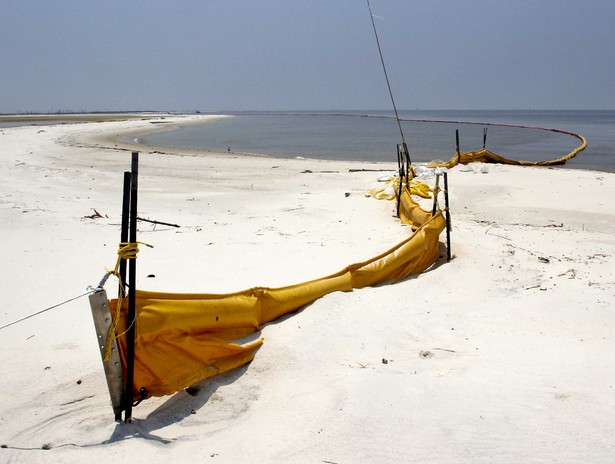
left=82, top=208, right=105, bottom=219
left=301, top=169, right=339, bottom=174
left=137, top=216, right=180, bottom=228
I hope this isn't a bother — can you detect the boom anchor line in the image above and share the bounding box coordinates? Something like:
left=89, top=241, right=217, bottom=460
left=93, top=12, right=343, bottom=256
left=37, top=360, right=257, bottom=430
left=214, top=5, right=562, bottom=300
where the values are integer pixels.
left=367, top=0, right=413, bottom=199
left=367, top=0, right=451, bottom=257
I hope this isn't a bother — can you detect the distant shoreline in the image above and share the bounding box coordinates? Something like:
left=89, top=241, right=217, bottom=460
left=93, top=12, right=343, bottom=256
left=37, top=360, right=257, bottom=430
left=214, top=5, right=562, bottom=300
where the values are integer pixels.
left=0, top=112, right=169, bottom=123
left=2, top=111, right=611, bottom=172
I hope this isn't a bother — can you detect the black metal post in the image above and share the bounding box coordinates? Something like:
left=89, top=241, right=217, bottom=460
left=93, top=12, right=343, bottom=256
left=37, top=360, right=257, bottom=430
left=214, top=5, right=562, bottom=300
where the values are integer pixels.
left=119, top=172, right=131, bottom=299
left=401, top=142, right=410, bottom=182
left=431, top=173, right=440, bottom=216
left=443, top=172, right=452, bottom=262
left=125, top=152, right=139, bottom=423
left=396, top=144, right=403, bottom=218
left=403, top=142, right=411, bottom=176
left=456, top=129, right=461, bottom=165
left=483, top=127, right=488, bottom=149
left=112, top=171, right=132, bottom=422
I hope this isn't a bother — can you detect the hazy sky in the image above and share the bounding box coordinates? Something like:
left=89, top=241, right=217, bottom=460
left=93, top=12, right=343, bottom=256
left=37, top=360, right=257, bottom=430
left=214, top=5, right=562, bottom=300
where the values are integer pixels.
left=2, top=0, right=614, bottom=113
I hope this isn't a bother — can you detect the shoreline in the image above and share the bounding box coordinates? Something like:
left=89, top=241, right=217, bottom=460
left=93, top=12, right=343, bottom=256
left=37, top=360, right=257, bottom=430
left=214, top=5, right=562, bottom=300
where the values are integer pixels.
left=3, top=111, right=609, bottom=173
left=0, top=112, right=166, bottom=121
left=1, top=117, right=614, bottom=462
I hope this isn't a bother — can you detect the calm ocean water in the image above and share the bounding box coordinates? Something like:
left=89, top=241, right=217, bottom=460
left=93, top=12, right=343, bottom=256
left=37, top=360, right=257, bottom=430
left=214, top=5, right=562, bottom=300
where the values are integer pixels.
left=138, top=110, right=615, bottom=173
left=2, top=111, right=612, bottom=172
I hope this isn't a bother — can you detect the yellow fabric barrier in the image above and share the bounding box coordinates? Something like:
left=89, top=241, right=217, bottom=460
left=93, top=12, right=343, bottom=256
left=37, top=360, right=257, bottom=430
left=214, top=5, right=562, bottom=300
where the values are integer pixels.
left=109, top=184, right=446, bottom=399
left=430, top=132, right=587, bottom=169
left=368, top=178, right=433, bottom=200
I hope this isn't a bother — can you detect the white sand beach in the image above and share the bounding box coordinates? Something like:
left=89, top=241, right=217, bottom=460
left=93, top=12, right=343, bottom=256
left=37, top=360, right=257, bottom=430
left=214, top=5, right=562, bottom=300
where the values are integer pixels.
left=1, top=115, right=614, bottom=463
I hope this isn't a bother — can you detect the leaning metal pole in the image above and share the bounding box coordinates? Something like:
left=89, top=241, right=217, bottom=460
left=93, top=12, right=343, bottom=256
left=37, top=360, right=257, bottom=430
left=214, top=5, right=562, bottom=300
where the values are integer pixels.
left=367, top=0, right=408, bottom=152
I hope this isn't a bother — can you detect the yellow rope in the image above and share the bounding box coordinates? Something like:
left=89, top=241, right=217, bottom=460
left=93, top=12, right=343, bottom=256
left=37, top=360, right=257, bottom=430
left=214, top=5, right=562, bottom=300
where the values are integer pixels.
left=117, top=241, right=141, bottom=261
left=103, top=241, right=148, bottom=360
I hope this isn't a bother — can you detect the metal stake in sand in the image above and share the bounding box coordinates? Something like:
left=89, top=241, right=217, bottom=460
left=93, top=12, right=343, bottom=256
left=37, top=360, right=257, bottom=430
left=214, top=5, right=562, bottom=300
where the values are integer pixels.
left=88, top=170, right=133, bottom=421
left=396, top=144, right=404, bottom=218
left=431, top=173, right=441, bottom=217
left=115, top=170, right=132, bottom=421
left=443, top=172, right=452, bottom=261
left=124, top=151, right=139, bottom=423
left=394, top=142, right=412, bottom=218
left=456, top=130, right=461, bottom=166
left=119, top=171, right=131, bottom=298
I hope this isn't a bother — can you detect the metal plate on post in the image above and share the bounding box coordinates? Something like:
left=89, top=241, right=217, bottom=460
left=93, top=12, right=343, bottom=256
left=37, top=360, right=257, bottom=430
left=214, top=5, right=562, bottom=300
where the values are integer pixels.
left=89, top=288, right=125, bottom=418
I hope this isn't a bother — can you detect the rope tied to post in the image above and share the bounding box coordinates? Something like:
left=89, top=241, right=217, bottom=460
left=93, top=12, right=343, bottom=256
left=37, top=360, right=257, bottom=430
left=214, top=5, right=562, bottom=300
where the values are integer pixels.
left=101, top=240, right=152, bottom=361
left=117, top=241, right=141, bottom=260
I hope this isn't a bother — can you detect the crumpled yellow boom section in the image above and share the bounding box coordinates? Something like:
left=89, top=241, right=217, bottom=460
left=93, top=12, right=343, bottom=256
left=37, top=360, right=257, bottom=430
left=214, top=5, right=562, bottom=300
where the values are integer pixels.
left=109, top=184, right=446, bottom=399
left=430, top=131, right=587, bottom=169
